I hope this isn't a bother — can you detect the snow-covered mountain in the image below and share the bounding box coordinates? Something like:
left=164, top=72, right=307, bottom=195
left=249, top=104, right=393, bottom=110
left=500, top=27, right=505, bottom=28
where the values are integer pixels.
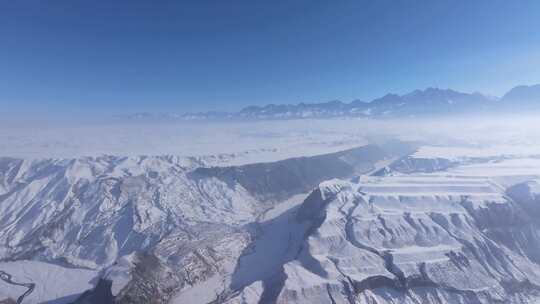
left=222, top=174, right=540, bottom=303
left=3, top=139, right=540, bottom=303
left=0, top=144, right=411, bottom=303
left=238, top=100, right=359, bottom=119
left=363, top=88, right=493, bottom=117
left=215, top=149, right=540, bottom=304
left=237, top=84, right=540, bottom=119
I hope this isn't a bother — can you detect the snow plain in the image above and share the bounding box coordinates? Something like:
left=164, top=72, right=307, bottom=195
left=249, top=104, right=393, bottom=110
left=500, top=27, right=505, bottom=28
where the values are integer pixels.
left=2, top=115, right=539, bottom=162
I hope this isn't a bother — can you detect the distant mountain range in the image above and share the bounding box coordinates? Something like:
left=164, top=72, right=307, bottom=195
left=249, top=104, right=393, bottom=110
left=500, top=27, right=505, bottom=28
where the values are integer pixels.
left=122, top=84, right=540, bottom=121
left=501, top=84, right=540, bottom=105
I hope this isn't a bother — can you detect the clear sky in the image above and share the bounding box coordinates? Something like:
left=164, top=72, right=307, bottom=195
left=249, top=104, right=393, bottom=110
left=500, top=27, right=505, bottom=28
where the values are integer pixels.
left=1, top=0, right=540, bottom=117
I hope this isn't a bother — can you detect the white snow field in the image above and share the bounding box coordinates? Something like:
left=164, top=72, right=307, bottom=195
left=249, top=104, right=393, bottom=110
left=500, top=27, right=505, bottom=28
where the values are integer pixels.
left=0, top=260, right=98, bottom=303
left=1, top=115, right=539, bottom=162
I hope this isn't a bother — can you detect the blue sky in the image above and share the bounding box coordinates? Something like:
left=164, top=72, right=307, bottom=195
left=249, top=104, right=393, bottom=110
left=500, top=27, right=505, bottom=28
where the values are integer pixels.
left=1, top=0, right=540, bottom=117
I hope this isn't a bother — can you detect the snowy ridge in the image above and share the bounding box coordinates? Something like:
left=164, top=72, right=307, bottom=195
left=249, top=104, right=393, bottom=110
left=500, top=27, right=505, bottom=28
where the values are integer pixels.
left=224, top=165, right=540, bottom=303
